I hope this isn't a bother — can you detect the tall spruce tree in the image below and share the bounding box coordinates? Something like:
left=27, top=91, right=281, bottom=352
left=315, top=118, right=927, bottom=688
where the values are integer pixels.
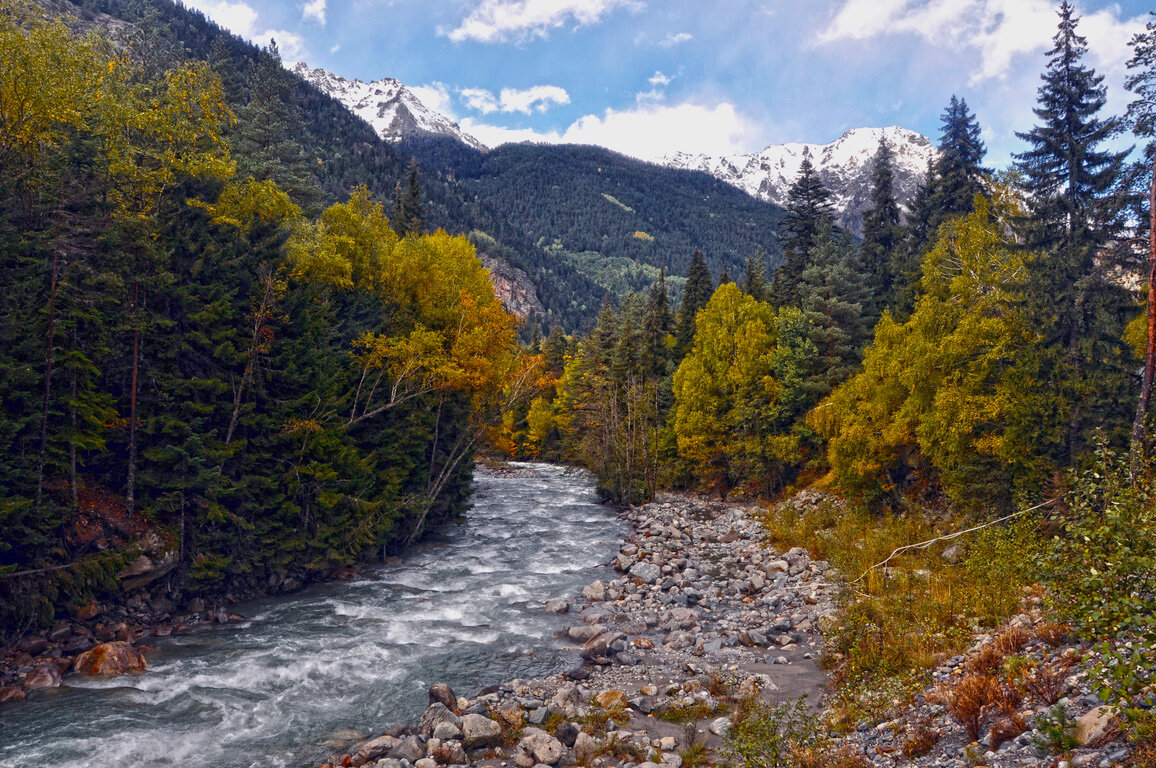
left=932, top=96, right=987, bottom=218
left=773, top=153, right=834, bottom=306
left=741, top=248, right=768, bottom=302
left=1125, top=13, right=1156, bottom=465
left=890, top=157, right=938, bottom=319
left=675, top=250, right=713, bottom=359
left=393, top=158, right=425, bottom=236
left=1015, top=1, right=1131, bottom=461
left=861, top=138, right=902, bottom=307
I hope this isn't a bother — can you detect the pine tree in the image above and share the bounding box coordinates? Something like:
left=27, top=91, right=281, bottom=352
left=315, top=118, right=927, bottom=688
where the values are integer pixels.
left=861, top=138, right=902, bottom=306
left=773, top=153, right=834, bottom=306
left=890, top=157, right=938, bottom=319
left=1015, top=1, right=1131, bottom=461
left=393, top=158, right=425, bottom=236
left=1125, top=13, right=1156, bottom=464
left=717, top=265, right=733, bottom=286
left=741, top=248, right=768, bottom=302
left=675, top=250, right=713, bottom=359
left=932, top=96, right=987, bottom=218
left=641, top=270, right=671, bottom=377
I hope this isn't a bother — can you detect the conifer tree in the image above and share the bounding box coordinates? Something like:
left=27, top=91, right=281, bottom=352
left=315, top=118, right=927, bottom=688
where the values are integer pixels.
left=1015, top=1, right=1131, bottom=461
left=1125, top=13, right=1156, bottom=464
left=932, top=96, right=987, bottom=218
left=675, top=250, right=713, bottom=358
left=890, top=157, right=938, bottom=319
left=717, top=265, right=732, bottom=286
left=741, top=248, right=768, bottom=302
left=861, top=138, right=902, bottom=305
left=641, top=270, right=671, bottom=377
left=773, top=154, right=834, bottom=306
left=393, top=158, right=426, bottom=236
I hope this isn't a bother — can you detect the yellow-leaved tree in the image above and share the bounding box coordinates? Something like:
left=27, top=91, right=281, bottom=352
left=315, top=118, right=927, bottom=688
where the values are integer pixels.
left=809, top=192, right=1056, bottom=509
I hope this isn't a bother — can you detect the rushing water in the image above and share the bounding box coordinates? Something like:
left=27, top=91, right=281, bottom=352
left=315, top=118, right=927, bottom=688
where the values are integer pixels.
left=0, top=463, right=625, bottom=768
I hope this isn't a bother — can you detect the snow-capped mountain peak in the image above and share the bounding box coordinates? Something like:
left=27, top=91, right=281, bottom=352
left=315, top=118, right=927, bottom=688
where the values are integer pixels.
left=292, top=62, right=486, bottom=152
left=665, top=127, right=937, bottom=234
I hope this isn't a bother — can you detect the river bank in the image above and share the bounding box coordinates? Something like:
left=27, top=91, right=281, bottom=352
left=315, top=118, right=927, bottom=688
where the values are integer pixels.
left=321, top=492, right=840, bottom=768
left=328, top=490, right=1141, bottom=768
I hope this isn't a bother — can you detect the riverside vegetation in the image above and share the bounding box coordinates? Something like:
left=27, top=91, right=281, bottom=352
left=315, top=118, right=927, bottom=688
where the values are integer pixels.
left=1, top=1, right=1155, bottom=767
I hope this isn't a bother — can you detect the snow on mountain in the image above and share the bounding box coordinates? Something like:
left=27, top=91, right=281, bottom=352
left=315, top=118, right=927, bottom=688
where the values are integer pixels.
left=292, top=62, right=486, bottom=152
left=664, top=127, right=936, bottom=235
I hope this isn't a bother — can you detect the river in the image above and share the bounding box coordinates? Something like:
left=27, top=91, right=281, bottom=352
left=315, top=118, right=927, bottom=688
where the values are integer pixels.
left=0, top=463, right=625, bottom=768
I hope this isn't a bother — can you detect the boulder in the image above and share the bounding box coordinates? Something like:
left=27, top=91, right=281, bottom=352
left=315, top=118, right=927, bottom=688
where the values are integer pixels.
left=432, top=721, right=462, bottom=741
left=419, top=703, right=461, bottom=738
left=566, top=624, right=605, bottom=643
left=352, top=735, right=398, bottom=766
left=428, top=683, right=458, bottom=713
left=579, top=631, right=626, bottom=661
left=22, top=664, right=62, bottom=689
left=555, top=721, right=580, bottom=748
left=460, top=714, right=502, bottom=748
left=389, top=736, right=425, bottom=763
left=0, top=686, right=26, bottom=703
left=629, top=562, right=662, bottom=585
left=73, top=641, right=147, bottom=676
left=515, top=733, right=565, bottom=766
left=581, top=580, right=606, bottom=602
left=594, top=690, right=628, bottom=710
left=495, top=701, right=525, bottom=729
left=543, top=600, right=569, bottom=614
left=572, top=732, right=599, bottom=763
left=1075, top=706, right=1121, bottom=747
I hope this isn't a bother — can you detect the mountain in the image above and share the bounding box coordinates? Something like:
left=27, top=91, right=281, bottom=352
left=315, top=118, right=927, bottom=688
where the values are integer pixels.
left=292, top=62, right=788, bottom=308
left=663, top=127, right=936, bottom=235
left=402, top=136, right=787, bottom=303
left=291, top=62, right=486, bottom=152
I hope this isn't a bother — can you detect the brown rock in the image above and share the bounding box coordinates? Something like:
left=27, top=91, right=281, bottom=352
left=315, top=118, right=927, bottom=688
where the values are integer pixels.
left=22, top=665, right=62, bottom=689
left=73, top=641, right=147, bottom=676
left=495, top=701, right=525, bottom=729
left=0, top=686, right=26, bottom=703
left=594, top=690, right=629, bottom=710
left=68, top=600, right=103, bottom=622
left=429, top=683, right=458, bottom=713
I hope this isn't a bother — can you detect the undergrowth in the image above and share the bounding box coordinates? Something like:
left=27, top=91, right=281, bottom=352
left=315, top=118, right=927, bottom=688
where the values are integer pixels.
left=763, top=499, right=1042, bottom=726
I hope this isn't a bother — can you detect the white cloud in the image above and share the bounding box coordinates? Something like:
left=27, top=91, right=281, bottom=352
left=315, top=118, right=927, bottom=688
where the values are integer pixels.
left=330, top=43, right=341, bottom=53
left=462, top=85, right=571, bottom=114
left=818, top=0, right=1146, bottom=85
left=462, top=88, right=502, bottom=113
left=180, top=0, right=260, bottom=37
left=303, top=0, right=326, bottom=24
left=659, top=31, right=693, bottom=47
left=648, top=70, right=673, bottom=86
left=463, top=101, right=755, bottom=161
left=411, top=83, right=455, bottom=117
left=442, top=0, right=640, bottom=44
left=178, top=1, right=306, bottom=59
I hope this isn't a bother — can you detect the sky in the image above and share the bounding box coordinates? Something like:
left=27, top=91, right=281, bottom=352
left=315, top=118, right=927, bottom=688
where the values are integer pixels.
left=178, top=0, right=1154, bottom=166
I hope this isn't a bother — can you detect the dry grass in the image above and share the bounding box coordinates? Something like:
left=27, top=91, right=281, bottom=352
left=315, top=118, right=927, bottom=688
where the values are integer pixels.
left=938, top=674, right=998, bottom=742
left=763, top=499, right=1040, bottom=724
left=989, top=714, right=1028, bottom=748
left=1021, top=657, right=1073, bottom=707
left=791, top=744, right=873, bottom=768
left=901, top=717, right=940, bottom=759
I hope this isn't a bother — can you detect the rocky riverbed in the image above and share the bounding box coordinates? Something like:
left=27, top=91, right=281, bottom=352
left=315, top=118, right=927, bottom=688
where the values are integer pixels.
left=318, top=493, right=840, bottom=768
left=324, top=491, right=1142, bottom=768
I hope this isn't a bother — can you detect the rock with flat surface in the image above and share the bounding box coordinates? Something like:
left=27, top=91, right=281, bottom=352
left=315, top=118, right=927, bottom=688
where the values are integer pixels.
left=460, top=714, right=502, bottom=748
left=73, top=641, right=146, bottom=676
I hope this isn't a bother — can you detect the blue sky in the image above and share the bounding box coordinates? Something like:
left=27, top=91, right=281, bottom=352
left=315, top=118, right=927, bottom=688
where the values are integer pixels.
left=181, top=0, right=1153, bottom=165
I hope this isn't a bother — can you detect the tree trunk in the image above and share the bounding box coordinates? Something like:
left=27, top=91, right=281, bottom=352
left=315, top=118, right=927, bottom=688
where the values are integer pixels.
left=127, top=280, right=140, bottom=515
left=1131, top=156, right=1156, bottom=479
left=35, top=241, right=62, bottom=509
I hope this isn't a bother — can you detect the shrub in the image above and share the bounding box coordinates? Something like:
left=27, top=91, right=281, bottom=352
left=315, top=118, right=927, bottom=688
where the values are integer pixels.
left=939, top=674, right=998, bottom=742
left=722, top=699, right=824, bottom=768
left=1039, top=441, right=1156, bottom=709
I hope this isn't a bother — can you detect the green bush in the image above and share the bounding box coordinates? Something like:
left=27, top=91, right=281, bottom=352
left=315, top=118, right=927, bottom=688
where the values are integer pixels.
left=722, top=699, right=824, bottom=768
left=1040, top=440, right=1156, bottom=708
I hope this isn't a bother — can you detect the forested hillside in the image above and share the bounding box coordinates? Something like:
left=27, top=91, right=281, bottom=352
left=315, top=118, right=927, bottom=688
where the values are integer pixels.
left=37, top=0, right=606, bottom=332
left=0, top=0, right=540, bottom=637
left=500, top=3, right=1155, bottom=736
left=405, top=136, right=787, bottom=301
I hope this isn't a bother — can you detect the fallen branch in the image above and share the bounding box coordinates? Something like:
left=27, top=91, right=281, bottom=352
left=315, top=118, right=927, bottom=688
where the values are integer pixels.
left=850, top=497, right=1061, bottom=585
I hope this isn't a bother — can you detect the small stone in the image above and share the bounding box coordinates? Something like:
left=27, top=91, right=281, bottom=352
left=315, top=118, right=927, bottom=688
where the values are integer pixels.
left=709, top=717, right=732, bottom=736
left=432, top=722, right=462, bottom=741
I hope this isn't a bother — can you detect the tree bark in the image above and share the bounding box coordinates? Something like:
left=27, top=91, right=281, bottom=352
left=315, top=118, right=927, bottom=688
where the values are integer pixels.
left=1131, top=155, right=1156, bottom=479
